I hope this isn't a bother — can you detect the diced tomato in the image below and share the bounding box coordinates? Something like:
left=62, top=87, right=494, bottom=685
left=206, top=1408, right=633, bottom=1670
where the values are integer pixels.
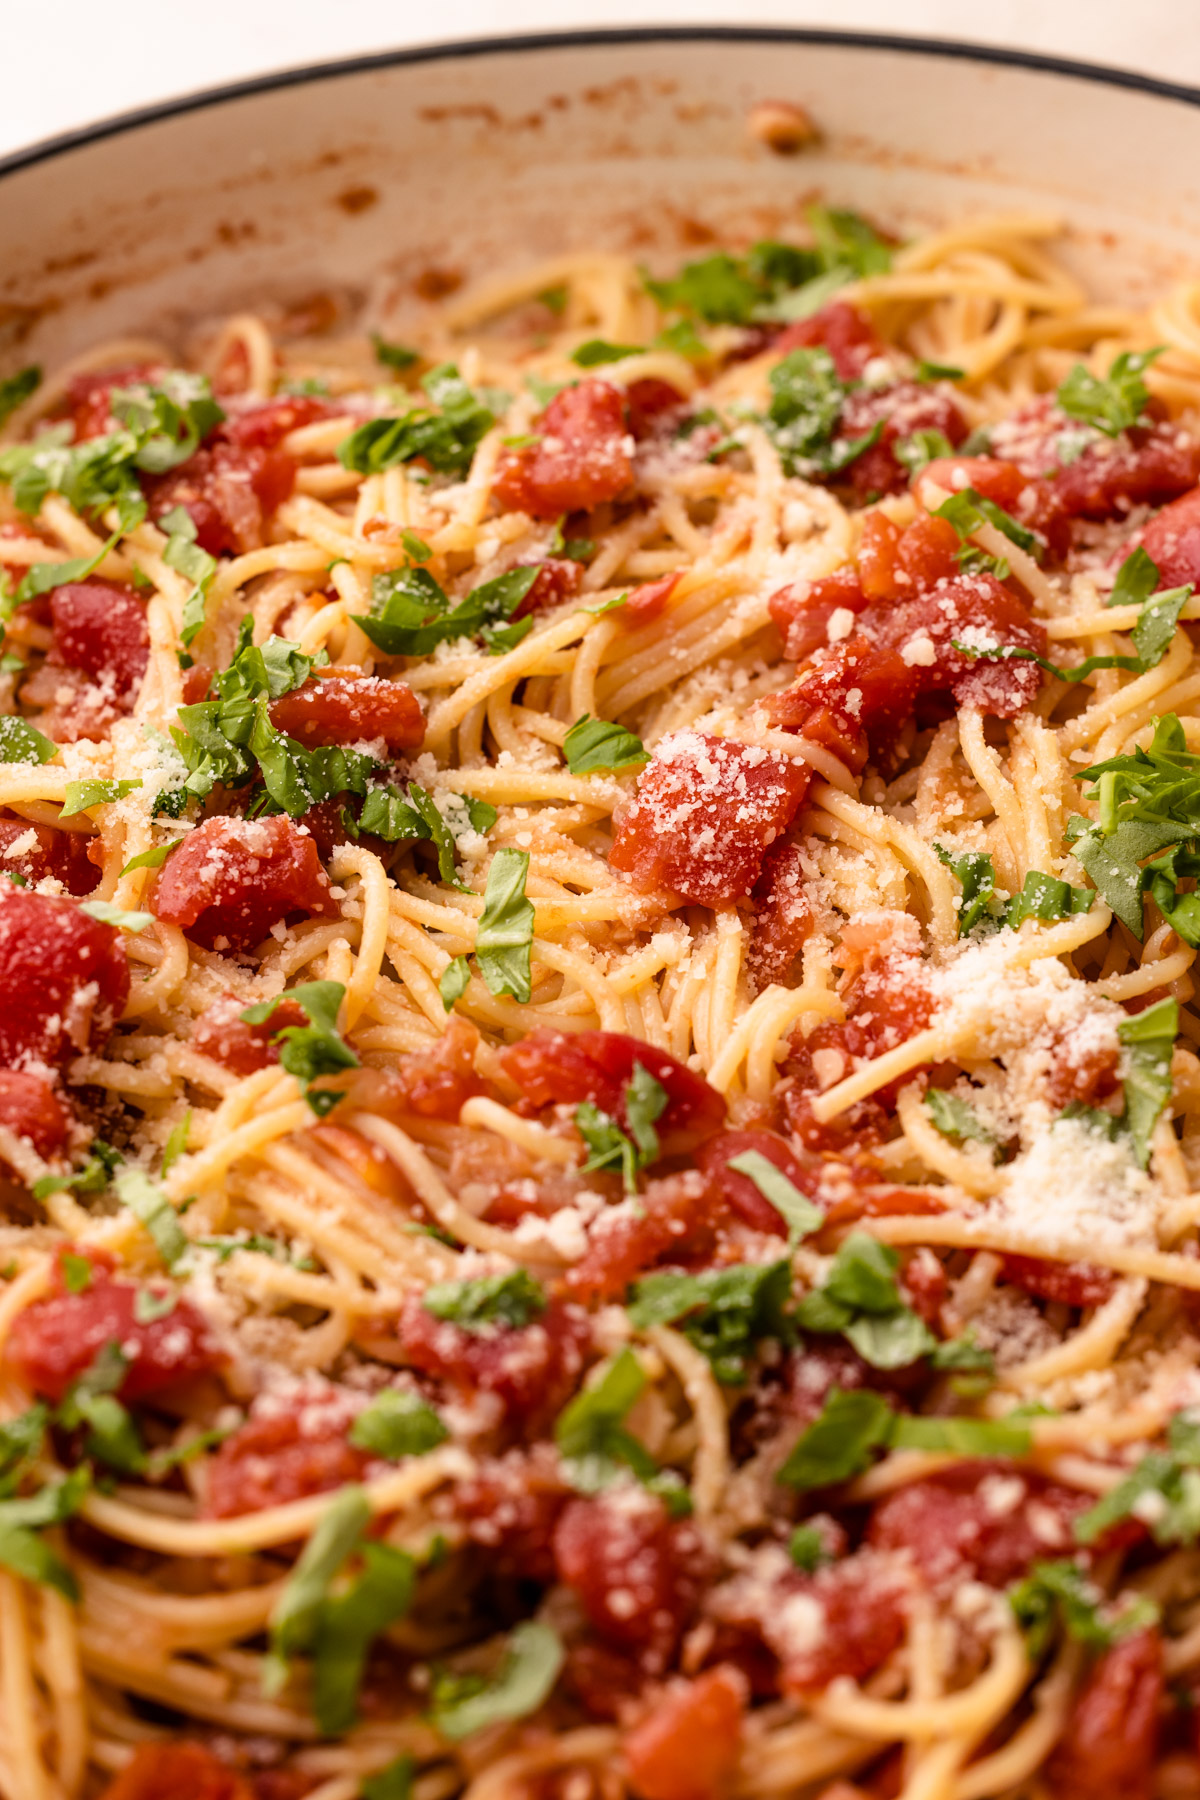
left=1001, top=1254, right=1115, bottom=1309
left=144, top=441, right=296, bottom=556
left=563, top=1173, right=719, bottom=1304
left=774, top=1557, right=907, bottom=1694
left=0, top=817, right=97, bottom=895
left=855, top=513, right=903, bottom=599
left=493, top=381, right=633, bottom=519
left=397, top=1292, right=590, bottom=1431
left=50, top=580, right=149, bottom=696
left=625, top=378, right=687, bottom=440
left=342, top=1019, right=485, bottom=1123
left=553, top=1490, right=710, bottom=1671
left=624, top=571, right=681, bottom=626
left=192, top=994, right=308, bottom=1076
left=501, top=1028, right=726, bottom=1154
left=698, top=1128, right=817, bottom=1236
left=915, top=455, right=1027, bottom=514
left=610, top=732, right=811, bottom=904
left=0, top=1070, right=70, bottom=1159
left=205, top=1398, right=367, bottom=1518
left=775, top=303, right=888, bottom=382
left=748, top=839, right=814, bottom=987
left=994, top=398, right=1200, bottom=524
left=1044, top=1027, right=1122, bottom=1112
left=784, top=951, right=934, bottom=1125
left=181, top=661, right=213, bottom=704
left=98, top=1743, right=252, bottom=1800
left=764, top=636, right=919, bottom=771
left=452, top=1445, right=569, bottom=1581
left=564, top=1640, right=646, bottom=1721
left=267, top=673, right=424, bottom=752
left=769, top=566, right=871, bottom=664
left=249, top=1775, right=314, bottom=1800
left=0, top=888, right=129, bottom=1070
left=1140, top=484, right=1200, bottom=589
left=222, top=394, right=332, bottom=449
left=1046, top=1629, right=1163, bottom=1800
left=514, top=557, right=583, bottom=619
left=868, top=1461, right=1101, bottom=1587
left=8, top=1256, right=222, bottom=1405
left=838, top=381, right=968, bottom=503
left=855, top=512, right=963, bottom=603
left=623, top=1666, right=746, bottom=1800
left=153, top=815, right=337, bottom=953
left=60, top=364, right=161, bottom=442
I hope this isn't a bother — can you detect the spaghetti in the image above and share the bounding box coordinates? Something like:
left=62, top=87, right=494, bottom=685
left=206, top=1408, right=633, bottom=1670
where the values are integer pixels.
left=0, top=203, right=1199, bottom=1800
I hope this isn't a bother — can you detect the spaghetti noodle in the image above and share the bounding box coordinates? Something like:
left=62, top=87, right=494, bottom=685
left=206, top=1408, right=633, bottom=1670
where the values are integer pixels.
left=1, top=203, right=1200, bottom=1800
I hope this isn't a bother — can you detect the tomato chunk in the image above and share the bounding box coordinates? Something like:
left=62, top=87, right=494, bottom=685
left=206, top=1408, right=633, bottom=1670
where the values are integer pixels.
left=99, top=1744, right=253, bottom=1800
left=267, top=673, right=424, bottom=752
left=222, top=394, right=332, bottom=449
left=1140, top=484, right=1200, bottom=589
left=838, top=380, right=968, bottom=503
left=1001, top=1253, right=1115, bottom=1309
left=624, top=571, right=681, bottom=626
left=0, top=1070, right=70, bottom=1159
left=611, top=731, right=811, bottom=904
left=452, top=1445, right=569, bottom=1582
left=716, top=1549, right=906, bottom=1695
left=993, top=399, right=1200, bottom=523
left=493, top=380, right=633, bottom=519
left=501, top=1028, right=726, bottom=1153
left=623, top=1666, right=746, bottom=1800
left=1046, top=1629, right=1162, bottom=1800
left=553, top=1490, right=710, bottom=1671
left=769, top=566, right=871, bottom=664
left=868, top=1461, right=1099, bottom=1587
left=193, top=993, right=309, bottom=1076
left=8, top=1256, right=222, bottom=1404
left=564, top=1173, right=720, bottom=1305
left=0, top=888, right=128, bottom=1070
left=775, top=303, right=888, bottom=381
left=697, top=1128, right=817, bottom=1235
left=145, top=441, right=295, bottom=556
left=748, top=839, right=814, bottom=987
left=397, top=1293, right=589, bottom=1431
left=153, top=815, right=337, bottom=953
left=625, top=377, right=687, bottom=440
left=513, top=557, right=583, bottom=619
left=0, top=817, right=96, bottom=895
left=205, top=1397, right=368, bottom=1518
left=50, top=580, right=149, bottom=695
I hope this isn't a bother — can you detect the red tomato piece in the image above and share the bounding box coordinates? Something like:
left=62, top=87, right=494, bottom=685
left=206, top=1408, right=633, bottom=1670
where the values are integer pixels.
left=625, top=377, right=687, bottom=440
left=775, top=302, right=889, bottom=381
left=50, top=580, right=150, bottom=696
left=8, top=1256, right=222, bottom=1405
left=0, top=1070, right=71, bottom=1159
left=610, top=731, right=811, bottom=904
left=144, top=440, right=296, bottom=556
left=0, top=888, right=129, bottom=1070
left=205, top=1399, right=368, bottom=1518
left=153, top=815, right=338, bottom=953
left=452, top=1445, right=569, bottom=1582
left=0, top=817, right=97, bottom=896
left=563, top=1172, right=721, bottom=1305
left=764, top=636, right=920, bottom=771
left=789, top=952, right=934, bottom=1107
left=784, top=1340, right=885, bottom=1428
left=623, top=1666, right=747, bottom=1800
left=995, top=399, right=1200, bottom=522
left=397, top=1292, right=590, bottom=1431
left=513, top=557, right=584, bottom=619
left=501, top=1028, right=726, bottom=1153
left=839, top=380, right=968, bottom=503
left=222, top=394, right=332, bottom=449
left=192, top=994, right=309, bottom=1076
left=99, top=1744, right=253, bottom=1800
left=769, top=566, right=870, bottom=664
left=267, top=673, right=425, bottom=752
left=553, top=1491, right=710, bottom=1671
left=623, top=571, right=682, bottom=626
left=1001, top=1253, right=1115, bottom=1309
left=916, top=455, right=1027, bottom=513
left=868, top=1461, right=1097, bottom=1587
left=748, top=839, right=814, bottom=987
left=61, top=364, right=161, bottom=442
left=1140, top=484, right=1200, bottom=589
left=493, top=380, right=633, bottom=519
left=890, top=513, right=962, bottom=595
left=771, top=1557, right=908, bottom=1694
left=564, top=1640, right=646, bottom=1721
left=1046, top=1629, right=1163, bottom=1800
left=333, top=1018, right=485, bottom=1124
left=855, top=513, right=903, bottom=598
left=697, top=1127, right=817, bottom=1236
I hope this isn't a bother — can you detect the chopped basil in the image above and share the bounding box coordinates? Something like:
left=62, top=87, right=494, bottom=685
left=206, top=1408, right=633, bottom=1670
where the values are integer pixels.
left=401, top=529, right=432, bottom=562
left=1009, top=1558, right=1159, bottom=1658
left=241, top=981, right=358, bottom=1117
left=355, top=563, right=538, bottom=660
left=439, top=956, right=470, bottom=1011
left=788, top=1523, right=832, bottom=1571
left=926, top=1090, right=998, bottom=1154
left=764, top=348, right=879, bottom=479
left=431, top=1620, right=564, bottom=1740
left=337, top=363, right=499, bottom=479
left=349, top=1390, right=449, bottom=1460
left=31, top=1138, right=120, bottom=1201
left=265, top=1488, right=370, bottom=1675
left=914, top=360, right=965, bottom=381
left=725, top=1149, right=823, bottom=1239
left=574, top=1063, right=667, bottom=1194
left=1117, top=997, right=1178, bottom=1169
left=0, top=1406, right=48, bottom=1495
left=371, top=333, right=420, bottom=372
left=160, top=1110, right=191, bottom=1177
left=795, top=1233, right=936, bottom=1371
left=562, top=713, right=649, bottom=775
left=654, top=319, right=708, bottom=359
left=572, top=339, right=644, bottom=366
left=888, top=1415, right=1030, bottom=1456
left=60, top=1255, right=92, bottom=1295
left=1057, top=348, right=1163, bottom=437
left=362, top=1755, right=416, bottom=1800
left=160, top=505, right=217, bottom=646
left=61, top=778, right=141, bottom=817
left=933, top=485, right=1040, bottom=560
left=120, top=839, right=182, bottom=875
left=78, top=899, right=153, bottom=933
left=133, top=1287, right=177, bottom=1324
left=422, top=1268, right=547, bottom=1332
left=555, top=1348, right=658, bottom=1492
left=1075, top=1410, right=1200, bottom=1547
left=312, top=1541, right=416, bottom=1735
left=643, top=211, right=891, bottom=328
left=778, top=1387, right=895, bottom=1489
left=115, top=1168, right=188, bottom=1268
left=627, top=1259, right=793, bottom=1384
left=475, top=848, right=534, bottom=1003
left=934, top=844, right=1090, bottom=937
left=0, top=365, right=40, bottom=427
left=0, top=716, right=56, bottom=766
left=0, top=1467, right=90, bottom=1600
left=895, top=427, right=955, bottom=474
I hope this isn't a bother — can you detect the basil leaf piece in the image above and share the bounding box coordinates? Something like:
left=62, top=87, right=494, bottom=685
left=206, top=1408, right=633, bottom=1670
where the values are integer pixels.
left=432, top=1620, right=564, bottom=1741
left=926, top=1089, right=998, bottom=1153
left=778, top=1387, right=895, bottom=1489
left=764, top=347, right=877, bottom=478
left=337, top=363, right=498, bottom=479
left=78, top=899, right=153, bottom=933
left=934, top=841, right=997, bottom=934
left=0, top=716, right=56, bottom=766
left=475, top=848, right=534, bottom=1003
left=160, top=1110, right=191, bottom=1177
left=794, top=1233, right=936, bottom=1371
left=160, top=505, right=218, bottom=646
left=349, top=1390, right=449, bottom=1460
left=61, top=778, right=141, bottom=817
left=312, top=1541, right=416, bottom=1735
left=0, top=1405, right=48, bottom=1495
left=1108, top=545, right=1161, bottom=611
left=1057, top=348, right=1164, bottom=437
left=16, top=519, right=130, bottom=603
left=889, top=1415, right=1030, bottom=1456
left=895, top=427, right=954, bottom=474
left=933, top=485, right=1040, bottom=559
left=627, top=1260, right=793, bottom=1384
left=576, top=1102, right=640, bottom=1191
left=355, top=563, right=538, bottom=659
left=0, top=1519, right=79, bottom=1599
left=1117, top=996, right=1177, bottom=1169
left=372, top=334, right=420, bottom=372
left=654, top=319, right=708, bottom=359
left=1075, top=1410, right=1200, bottom=1547
left=422, top=1269, right=546, bottom=1332
left=572, top=339, right=644, bottom=366
left=439, top=955, right=470, bottom=1011
left=726, top=1150, right=824, bottom=1239
left=241, top=981, right=358, bottom=1117
left=644, top=253, right=763, bottom=324
left=0, top=365, right=40, bottom=427
left=264, top=1486, right=372, bottom=1697
left=788, top=1523, right=833, bottom=1571
left=114, top=1168, right=188, bottom=1268
left=562, top=714, right=649, bottom=775
left=362, top=1755, right=416, bottom=1800
left=120, top=839, right=182, bottom=875
left=914, top=360, right=966, bottom=382
left=60, top=1256, right=92, bottom=1295
left=1009, top=1558, right=1159, bottom=1658
left=31, top=1138, right=120, bottom=1201
left=555, top=1347, right=658, bottom=1492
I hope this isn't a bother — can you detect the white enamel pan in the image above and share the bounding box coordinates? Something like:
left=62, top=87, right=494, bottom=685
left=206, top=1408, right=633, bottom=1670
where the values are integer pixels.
left=1, top=29, right=1200, bottom=368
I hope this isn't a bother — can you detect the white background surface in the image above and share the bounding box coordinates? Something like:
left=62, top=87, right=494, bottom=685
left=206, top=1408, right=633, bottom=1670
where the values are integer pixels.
left=3, top=0, right=1199, bottom=164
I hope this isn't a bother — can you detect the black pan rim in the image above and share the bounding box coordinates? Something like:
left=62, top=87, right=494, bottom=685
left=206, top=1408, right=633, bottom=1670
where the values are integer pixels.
left=1, top=23, right=1199, bottom=182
